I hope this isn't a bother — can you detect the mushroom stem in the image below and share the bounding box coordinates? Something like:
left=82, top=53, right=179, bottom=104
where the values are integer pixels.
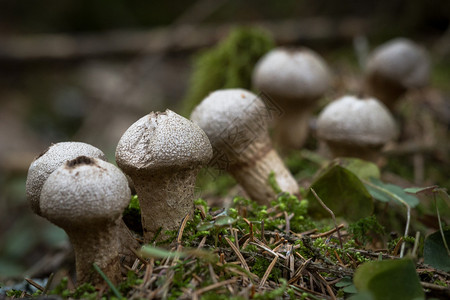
left=273, top=107, right=313, bottom=150
left=229, top=146, right=299, bottom=203
left=131, top=171, right=197, bottom=241
left=324, top=141, right=383, bottom=163
left=67, top=223, right=122, bottom=285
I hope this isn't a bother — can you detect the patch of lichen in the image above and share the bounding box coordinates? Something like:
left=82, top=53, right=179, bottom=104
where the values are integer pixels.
left=181, top=26, right=275, bottom=116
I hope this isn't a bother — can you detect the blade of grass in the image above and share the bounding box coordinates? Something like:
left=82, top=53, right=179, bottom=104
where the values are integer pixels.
left=434, top=190, right=450, bottom=255
left=93, top=263, right=123, bottom=299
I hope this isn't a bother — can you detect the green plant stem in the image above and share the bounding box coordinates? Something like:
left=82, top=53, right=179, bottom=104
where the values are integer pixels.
left=310, top=188, right=343, bottom=249
left=434, top=192, right=450, bottom=256
left=92, top=263, right=123, bottom=299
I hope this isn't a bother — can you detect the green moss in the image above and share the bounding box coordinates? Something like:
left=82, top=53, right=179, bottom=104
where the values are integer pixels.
left=201, top=293, right=246, bottom=300
left=6, top=289, right=24, bottom=297
left=268, top=171, right=282, bottom=194
left=251, top=256, right=281, bottom=280
left=253, top=279, right=295, bottom=299
left=118, top=271, right=142, bottom=295
left=181, top=26, right=275, bottom=115
left=348, top=216, right=385, bottom=245
left=49, top=278, right=98, bottom=299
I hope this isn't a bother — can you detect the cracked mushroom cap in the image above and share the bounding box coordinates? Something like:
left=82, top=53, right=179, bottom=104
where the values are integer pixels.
left=252, top=47, right=331, bottom=102
left=40, top=156, right=130, bottom=227
left=115, top=109, right=212, bottom=175
left=316, top=96, right=398, bottom=147
left=26, top=142, right=107, bottom=215
left=366, top=38, right=430, bottom=89
left=190, top=89, right=269, bottom=148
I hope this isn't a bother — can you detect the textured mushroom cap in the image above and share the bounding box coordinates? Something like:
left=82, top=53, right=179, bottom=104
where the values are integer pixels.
left=252, top=47, right=331, bottom=101
left=40, top=156, right=130, bottom=227
left=366, top=38, right=430, bottom=88
left=26, top=142, right=107, bottom=215
left=316, top=96, right=398, bottom=146
left=116, top=109, right=212, bottom=174
left=191, top=89, right=269, bottom=147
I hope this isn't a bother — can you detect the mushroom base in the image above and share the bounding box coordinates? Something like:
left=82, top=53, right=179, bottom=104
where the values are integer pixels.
left=133, top=170, right=198, bottom=242
left=67, top=222, right=123, bottom=286
left=229, top=146, right=299, bottom=205
left=325, top=140, right=383, bottom=163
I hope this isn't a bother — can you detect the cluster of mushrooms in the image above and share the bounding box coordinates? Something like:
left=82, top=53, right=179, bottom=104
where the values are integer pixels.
left=25, top=37, right=430, bottom=287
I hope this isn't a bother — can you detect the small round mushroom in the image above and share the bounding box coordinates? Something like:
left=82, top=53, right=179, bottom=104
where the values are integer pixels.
left=252, top=47, right=331, bottom=149
left=26, top=141, right=139, bottom=265
left=115, top=109, right=212, bottom=242
left=26, top=142, right=107, bottom=215
left=316, top=95, right=398, bottom=162
left=191, top=89, right=299, bottom=205
left=40, top=156, right=131, bottom=286
left=364, top=38, right=430, bottom=110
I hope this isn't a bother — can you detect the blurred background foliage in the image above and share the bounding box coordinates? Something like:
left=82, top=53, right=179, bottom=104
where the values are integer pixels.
left=0, top=0, right=449, bottom=282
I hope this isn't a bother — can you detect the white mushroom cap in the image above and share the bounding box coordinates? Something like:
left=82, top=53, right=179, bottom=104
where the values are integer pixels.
left=366, top=38, right=430, bottom=89
left=191, top=89, right=269, bottom=150
left=40, top=156, right=130, bottom=227
left=252, top=47, right=331, bottom=102
left=316, top=96, right=398, bottom=147
left=116, top=109, right=212, bottom=175
left=26, top=142, right=107, bottom=215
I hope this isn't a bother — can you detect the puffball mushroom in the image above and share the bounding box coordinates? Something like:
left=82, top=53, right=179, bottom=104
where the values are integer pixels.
left=191, top=89, right=299, bottom=205
left=115, top=109, right=212, bottom=242
left=40, top=156, right=131, bottom=286
left=316, top=95, right=398, bottom=162
left=364, top=38, right=430, bottom=110
left=252, top=47, right=331, bottom=149
left=26, top=142, right=106, bottom=216
left=26, top=141, right=139, bottom=266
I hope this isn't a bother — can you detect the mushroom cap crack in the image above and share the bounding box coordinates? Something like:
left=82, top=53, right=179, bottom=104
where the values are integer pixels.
left=116, top=109, right=212, bottom=174
left=40, top=157, right=130, bottom=227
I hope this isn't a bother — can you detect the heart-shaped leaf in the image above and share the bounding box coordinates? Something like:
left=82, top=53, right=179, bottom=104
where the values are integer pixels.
left=423, top=229, right=450, bottom=272
left=363, top=178, right=419, bottom=207
left=354, top=258, right=424, bottom=300
left=306, top=164, right=373, bottom=221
